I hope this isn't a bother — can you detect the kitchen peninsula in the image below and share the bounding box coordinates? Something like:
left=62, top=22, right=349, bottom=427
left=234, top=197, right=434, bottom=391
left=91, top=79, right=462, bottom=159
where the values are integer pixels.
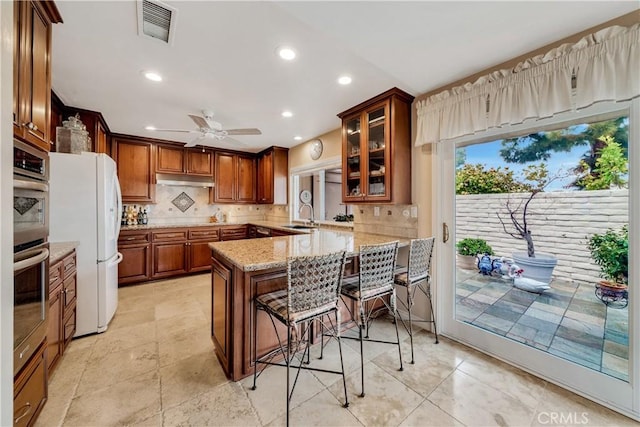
left=208, top=228, right=409, bottom=380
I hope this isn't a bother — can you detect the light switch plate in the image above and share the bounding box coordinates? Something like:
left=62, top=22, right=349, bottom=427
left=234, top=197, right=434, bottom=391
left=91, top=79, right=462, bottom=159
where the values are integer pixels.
left=374, top=206, right=380, bottom=217
left=411, top=206, right=418, bottom=217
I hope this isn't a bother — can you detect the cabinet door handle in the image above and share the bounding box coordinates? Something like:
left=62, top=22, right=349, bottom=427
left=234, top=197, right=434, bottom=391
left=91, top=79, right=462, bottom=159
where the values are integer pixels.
left=24, top=122, right=37, bottom=131
left=126, top=237, right=137, bottom=241
left=18, top=344, right=30, bottom=360
left=14, top=402, right=32, bottom=424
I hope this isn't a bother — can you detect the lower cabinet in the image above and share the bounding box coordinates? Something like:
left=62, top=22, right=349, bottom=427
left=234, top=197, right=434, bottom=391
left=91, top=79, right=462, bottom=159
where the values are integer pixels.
left=48, top=250, right=77, bottom=376
left=153, top=241, right=188, bottom=279
left=118, top=231, right=152, bottom=285
left=13, top=341, right=47, bottom=427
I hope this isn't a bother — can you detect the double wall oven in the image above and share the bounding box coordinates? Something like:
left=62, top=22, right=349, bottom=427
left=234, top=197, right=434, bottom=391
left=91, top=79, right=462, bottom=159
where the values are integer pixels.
left=13, top=140, right=49, bottom=376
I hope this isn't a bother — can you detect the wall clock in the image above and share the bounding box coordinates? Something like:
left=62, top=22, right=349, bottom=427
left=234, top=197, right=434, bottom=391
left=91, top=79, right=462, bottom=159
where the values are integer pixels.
left=300, top=190, right=312, bottom=204
left=309, top=138, right=323, bottom=160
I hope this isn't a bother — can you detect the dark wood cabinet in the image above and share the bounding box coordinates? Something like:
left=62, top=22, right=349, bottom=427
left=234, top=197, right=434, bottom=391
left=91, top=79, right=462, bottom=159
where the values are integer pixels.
left=118, top=231, right=152, bottom=285
left=257, top=147, right=288, bottom=205
left=220, top=225, right=248, bottom=241
left=62, top=108, right=111, bottom=154
left=112, top=136, right=155, bottom=203
left=13, top=0, right=62, bottom=151
left=13, top=341, right=47, bottom=427
left=214, top=152, right=256, bottom=203
left=211, top=258, right=232, bottom=374
left=47, top=250, right=76, bottom=376
left=153, top=241, right=188, bottom=278
left=338, top=88, right=413, bottom=204
left=188, top=228, right=220, bottom=272
left=157, top=144, right=214, bottom=176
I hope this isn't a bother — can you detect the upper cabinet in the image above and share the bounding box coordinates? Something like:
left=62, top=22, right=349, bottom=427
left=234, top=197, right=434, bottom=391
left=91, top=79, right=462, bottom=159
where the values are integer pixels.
left=214, top=152, right=256, bottom=203
left=257, top=147, right=288, bottom=205
left=13, top=1, right=63, bottom=151
left=112, top=135, right=155, bottom=203
left=338, top=88, right=414, bottom=204
left=156, top=144, right=213, bottom=176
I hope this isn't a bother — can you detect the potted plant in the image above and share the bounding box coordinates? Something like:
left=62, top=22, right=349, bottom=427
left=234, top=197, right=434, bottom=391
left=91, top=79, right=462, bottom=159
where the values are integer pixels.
left=456, top=238, right=494, bottom=270
left=588, top=225, right=628, bottom=306
left=496, top=163, right=562, bottom=284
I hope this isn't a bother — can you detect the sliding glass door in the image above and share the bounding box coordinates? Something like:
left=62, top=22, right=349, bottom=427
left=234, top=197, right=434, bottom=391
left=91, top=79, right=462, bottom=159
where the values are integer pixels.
left=436, top=101, right=639, bottom=419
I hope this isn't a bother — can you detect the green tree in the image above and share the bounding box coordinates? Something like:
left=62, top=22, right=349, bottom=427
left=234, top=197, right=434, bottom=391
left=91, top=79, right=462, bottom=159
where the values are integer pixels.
left=455, top=164, right=531, bottom=195
left=577, top=136, right=628, bottom=190
left=499, top=117, right=628, bottom=188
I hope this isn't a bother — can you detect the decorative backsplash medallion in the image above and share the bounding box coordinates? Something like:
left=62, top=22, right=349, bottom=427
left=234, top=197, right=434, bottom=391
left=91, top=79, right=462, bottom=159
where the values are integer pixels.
left=14, top=197, right=39, bottom=215
left=171, top=192, right=195, bottom=212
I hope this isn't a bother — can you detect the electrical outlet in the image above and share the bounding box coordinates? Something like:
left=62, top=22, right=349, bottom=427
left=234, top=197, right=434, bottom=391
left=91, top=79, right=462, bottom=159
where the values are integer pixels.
left=402, top=210, right=410, bottom=218
left=411, top=206, right=418, bottom=218
left=374, top=206, right=380, bottom=217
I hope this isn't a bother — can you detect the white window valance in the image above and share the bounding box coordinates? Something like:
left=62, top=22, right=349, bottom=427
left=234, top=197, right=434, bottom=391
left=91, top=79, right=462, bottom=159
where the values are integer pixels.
left=415, top=23, right=640, bottom=146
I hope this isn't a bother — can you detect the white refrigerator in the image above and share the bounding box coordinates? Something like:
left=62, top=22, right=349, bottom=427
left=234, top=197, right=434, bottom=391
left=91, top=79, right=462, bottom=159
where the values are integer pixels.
left=49, top=151, right=123, bottom=336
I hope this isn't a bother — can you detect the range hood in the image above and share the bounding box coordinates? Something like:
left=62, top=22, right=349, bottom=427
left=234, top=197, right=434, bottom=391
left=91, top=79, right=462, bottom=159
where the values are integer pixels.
left=155, top=173, right=214, bottom=188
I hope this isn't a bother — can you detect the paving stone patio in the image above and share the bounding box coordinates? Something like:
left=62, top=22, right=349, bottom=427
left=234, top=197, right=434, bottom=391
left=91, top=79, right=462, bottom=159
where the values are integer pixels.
left=456, top=268, right=629, bottom=381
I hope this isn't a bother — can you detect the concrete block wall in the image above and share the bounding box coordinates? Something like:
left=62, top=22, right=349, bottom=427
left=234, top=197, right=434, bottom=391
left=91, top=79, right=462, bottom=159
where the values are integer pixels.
left=456, top=189, right=628, bottom=285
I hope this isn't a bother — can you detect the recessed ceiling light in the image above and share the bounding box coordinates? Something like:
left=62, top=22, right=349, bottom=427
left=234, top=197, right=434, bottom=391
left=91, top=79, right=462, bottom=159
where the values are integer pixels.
left=282, top=111, right=293, bottom=118
left=145, top=125, right=156, bottom=130
left=294, top=136, right=302, bottom=141
left=338, top=75, right=352, bottom=85
left=277, top=47, right=296, bottom=61
left=144, top=71, right=162, bottom=82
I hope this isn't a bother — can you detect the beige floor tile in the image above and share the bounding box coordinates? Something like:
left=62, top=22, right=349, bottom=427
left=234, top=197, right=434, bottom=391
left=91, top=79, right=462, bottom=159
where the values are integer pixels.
left=158, top=326, right=213, bottom=367
left=128, top=412, right=163, bottom=427
left=155, top=296, right=205, bottom=321
left=91, top=320, right=157, bottom=355
left=241, top=364, right=326, bottom=425
left=428, top=370, right=535, bottom=427
left=117, top=293, right=160, bottom=314
left=456, top=353, right=548, bottom=410
left=63, top=370, right=161, bottom=426
left=399, top=399, right=465, bottom=427
left=267, top=389, right=362, bottom=427
left=327, top=360, right=424, bottom=427
left=63, top=333, right=98, bottom=356
left=76, top=341, right=158, bottom=397
left=530, top=382, right=640, bottom=426
left=159, top=350, right=228, bottom=409
left=307, top=338, right=364, bottom=388
left=156, top=309, right=208, bottom=342
left=108, top=306, right=156, bottom=330
left=163, top=382, right=260, bottom=427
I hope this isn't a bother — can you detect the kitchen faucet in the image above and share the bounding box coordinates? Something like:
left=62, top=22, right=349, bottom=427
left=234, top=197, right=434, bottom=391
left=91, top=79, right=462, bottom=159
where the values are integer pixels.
left=299, top=203, right=315, bottom=226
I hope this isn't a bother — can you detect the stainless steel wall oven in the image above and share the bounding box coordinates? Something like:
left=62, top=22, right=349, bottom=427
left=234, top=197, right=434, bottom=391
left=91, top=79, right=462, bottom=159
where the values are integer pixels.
left=13, top=140, right=49, bottom=376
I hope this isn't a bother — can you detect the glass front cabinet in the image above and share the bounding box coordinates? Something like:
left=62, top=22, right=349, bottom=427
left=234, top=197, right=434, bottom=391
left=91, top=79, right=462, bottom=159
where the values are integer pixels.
left=339, top=88, right=414, bottom=204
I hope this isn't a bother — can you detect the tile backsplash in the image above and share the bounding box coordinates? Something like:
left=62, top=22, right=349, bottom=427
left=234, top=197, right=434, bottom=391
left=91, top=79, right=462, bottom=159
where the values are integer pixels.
left=135, top=185, right=265, bottom=225
left=352, top=204, right=418, bottom=238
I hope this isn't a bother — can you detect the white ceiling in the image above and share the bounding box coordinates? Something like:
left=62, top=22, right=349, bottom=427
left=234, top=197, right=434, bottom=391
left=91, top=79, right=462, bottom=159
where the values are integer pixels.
left=52, top=1, right=638, bottom=152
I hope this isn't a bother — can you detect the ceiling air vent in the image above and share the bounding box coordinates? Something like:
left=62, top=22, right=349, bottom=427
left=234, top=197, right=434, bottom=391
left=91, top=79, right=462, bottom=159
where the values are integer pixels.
left=137, top=0, right=177, bottom=45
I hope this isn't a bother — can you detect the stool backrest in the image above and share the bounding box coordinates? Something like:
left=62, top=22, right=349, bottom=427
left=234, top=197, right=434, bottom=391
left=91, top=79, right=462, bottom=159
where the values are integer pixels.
left=287, top=251, right=347, bottom=315
left=358, top=241, right=399, bottom=294
left=408, top=237, right=435, bottom=283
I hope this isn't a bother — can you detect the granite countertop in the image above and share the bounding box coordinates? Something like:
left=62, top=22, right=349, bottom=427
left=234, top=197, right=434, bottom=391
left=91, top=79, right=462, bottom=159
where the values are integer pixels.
left=209, top=229, right=409, bottom=272
left=49, top=241, right=79, bottom=265
left=120, top=220, right=352, bottom=233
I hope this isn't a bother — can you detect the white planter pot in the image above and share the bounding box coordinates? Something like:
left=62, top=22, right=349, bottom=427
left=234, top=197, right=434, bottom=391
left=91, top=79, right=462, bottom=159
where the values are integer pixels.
left=512, top=253, right=558, bottom=284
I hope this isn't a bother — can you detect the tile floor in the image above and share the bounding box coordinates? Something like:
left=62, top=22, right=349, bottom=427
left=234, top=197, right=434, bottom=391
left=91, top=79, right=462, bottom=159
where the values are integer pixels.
left=456, top=268, right=629, bottom=381
left=36, top=273, right=637, bottom=426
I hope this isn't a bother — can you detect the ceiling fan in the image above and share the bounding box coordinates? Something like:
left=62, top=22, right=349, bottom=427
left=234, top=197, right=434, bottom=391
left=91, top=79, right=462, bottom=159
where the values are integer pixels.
left=149, top=110, right=261, bottom=147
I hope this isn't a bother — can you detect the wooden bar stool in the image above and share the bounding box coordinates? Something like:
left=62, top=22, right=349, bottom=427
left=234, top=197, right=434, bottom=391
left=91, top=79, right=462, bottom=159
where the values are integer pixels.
left=393, top=237, right=437, bottom=364
left=251, top=251, right=349, bottom=426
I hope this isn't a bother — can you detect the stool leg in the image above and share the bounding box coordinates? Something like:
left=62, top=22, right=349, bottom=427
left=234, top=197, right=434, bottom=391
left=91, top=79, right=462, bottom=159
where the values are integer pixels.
left=428, top=286, right=439, bottom=344
left=407, top=286, right=415, bottom=364
left=336, top=311, right=349, bottom=408
left=252, top=306, right=259, bottom=390
left=286, top=325, right=292, bottom=427
left=359, top=304, right=366, bottom=398
left=392, top=290, right=404, bottom=372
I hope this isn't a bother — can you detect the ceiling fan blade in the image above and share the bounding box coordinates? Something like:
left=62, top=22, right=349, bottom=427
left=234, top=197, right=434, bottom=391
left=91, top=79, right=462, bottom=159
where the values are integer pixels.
left=219, top=135, right=247, bottom=146
left=225, top=128, right=262, bottom=135
left=188, top=115, right=212, bottom=130
left=149, top=128, right=195, bottom=133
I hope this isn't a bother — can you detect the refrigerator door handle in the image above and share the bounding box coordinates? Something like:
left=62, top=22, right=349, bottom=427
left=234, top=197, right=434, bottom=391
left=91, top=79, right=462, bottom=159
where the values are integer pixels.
left=113, top=252, right=123, bottom=265
left=114, top=174, right=123, bottom=239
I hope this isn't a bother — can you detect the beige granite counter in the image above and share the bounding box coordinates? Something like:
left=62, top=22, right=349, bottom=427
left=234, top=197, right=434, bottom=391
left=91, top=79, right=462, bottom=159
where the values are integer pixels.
left=209, top=229, right=409, bottom=272
left=120, top=220, right=349, bottom=233
left=49, top=241, right=79, bottom=265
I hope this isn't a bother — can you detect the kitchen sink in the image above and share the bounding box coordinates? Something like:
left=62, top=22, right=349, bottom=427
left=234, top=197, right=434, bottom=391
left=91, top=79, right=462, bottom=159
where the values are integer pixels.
left=283, top=224, right=315, bottom=229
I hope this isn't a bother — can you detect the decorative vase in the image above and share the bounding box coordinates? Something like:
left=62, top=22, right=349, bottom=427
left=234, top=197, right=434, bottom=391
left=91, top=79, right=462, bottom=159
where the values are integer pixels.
left=457, top=254, right=478, bottom=270
left=511, top=253, right=557, bottom=284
